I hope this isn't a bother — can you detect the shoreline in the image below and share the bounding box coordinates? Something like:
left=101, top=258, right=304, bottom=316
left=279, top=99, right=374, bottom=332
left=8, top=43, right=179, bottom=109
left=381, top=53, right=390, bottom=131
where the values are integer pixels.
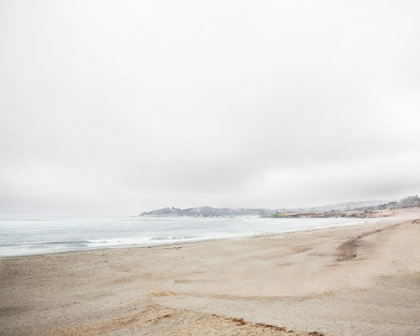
left=1, top=209, right=419, bottom=335
left=0, top=216, right=385, bottom=260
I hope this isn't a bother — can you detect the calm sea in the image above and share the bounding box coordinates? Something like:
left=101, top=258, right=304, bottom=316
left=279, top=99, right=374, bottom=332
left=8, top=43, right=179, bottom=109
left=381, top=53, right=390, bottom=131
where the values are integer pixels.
left=0, top=215, right=376, bottom=257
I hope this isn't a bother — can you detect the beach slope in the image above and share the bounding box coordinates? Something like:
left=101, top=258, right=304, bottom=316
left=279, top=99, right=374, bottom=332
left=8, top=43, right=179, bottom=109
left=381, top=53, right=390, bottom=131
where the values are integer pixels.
left=1, top=210, right=420, bottom=335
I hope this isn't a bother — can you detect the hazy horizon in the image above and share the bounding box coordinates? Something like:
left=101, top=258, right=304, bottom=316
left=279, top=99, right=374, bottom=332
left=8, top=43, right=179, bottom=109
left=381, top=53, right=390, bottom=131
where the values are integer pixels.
left=1, top=1, right=420, bottom=215
left=0, top=196, right=400, bottom=217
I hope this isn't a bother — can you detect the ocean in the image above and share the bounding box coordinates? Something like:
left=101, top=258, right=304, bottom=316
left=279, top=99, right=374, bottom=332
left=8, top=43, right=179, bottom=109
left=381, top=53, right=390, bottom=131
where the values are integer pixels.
left=0, top=215, right=376, bottom=257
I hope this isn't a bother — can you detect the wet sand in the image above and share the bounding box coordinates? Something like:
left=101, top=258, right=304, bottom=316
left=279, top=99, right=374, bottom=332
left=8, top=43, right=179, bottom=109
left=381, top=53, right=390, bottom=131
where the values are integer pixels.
left=1, top=209, right=420, bottom=335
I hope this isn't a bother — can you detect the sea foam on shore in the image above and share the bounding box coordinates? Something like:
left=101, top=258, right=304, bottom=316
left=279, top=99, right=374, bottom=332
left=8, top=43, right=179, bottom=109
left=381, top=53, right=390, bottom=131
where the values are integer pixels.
left=0, top=215, right=376, bottom=257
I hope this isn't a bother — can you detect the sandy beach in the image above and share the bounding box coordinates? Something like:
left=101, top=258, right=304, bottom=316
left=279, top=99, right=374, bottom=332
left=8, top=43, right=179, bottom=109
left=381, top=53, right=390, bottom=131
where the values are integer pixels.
left=1, top=209, right=420, bottom=336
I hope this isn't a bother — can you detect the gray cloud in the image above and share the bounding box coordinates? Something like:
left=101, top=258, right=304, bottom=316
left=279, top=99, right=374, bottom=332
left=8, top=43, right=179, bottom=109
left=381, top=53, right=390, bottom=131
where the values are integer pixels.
left=1, top=0, right=420, bottom=214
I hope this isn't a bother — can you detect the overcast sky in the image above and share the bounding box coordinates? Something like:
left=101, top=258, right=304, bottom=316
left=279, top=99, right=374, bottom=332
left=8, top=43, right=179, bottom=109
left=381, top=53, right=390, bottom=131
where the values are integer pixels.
left=1, top=0, right=420, bottom=215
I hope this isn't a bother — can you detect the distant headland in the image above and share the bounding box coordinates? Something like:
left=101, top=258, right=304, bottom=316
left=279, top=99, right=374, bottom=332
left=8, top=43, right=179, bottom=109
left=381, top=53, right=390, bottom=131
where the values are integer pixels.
left=139, top=195, right=420, bottom=218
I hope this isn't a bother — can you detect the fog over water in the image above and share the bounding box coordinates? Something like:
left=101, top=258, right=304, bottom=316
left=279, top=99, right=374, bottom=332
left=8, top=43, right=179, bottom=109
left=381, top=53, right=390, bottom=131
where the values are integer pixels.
left=1, top=1, right=420, bottom=214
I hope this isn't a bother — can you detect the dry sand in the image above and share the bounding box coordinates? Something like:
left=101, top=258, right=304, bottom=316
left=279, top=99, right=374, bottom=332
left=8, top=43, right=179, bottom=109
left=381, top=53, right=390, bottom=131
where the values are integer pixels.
left=1, top=209, right=420, bottom=336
